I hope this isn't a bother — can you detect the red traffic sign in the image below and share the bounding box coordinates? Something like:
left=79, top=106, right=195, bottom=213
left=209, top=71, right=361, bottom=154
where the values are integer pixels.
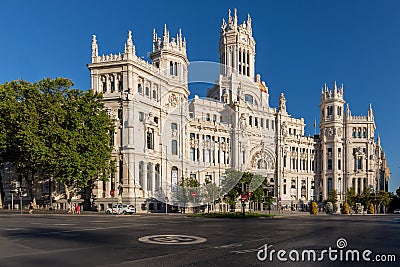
left=110, top=189, right=115, bottom=197
left=191, top=191, right=197, bottom=198
left=248, top=191, right=252, bottom=197
left=165, top=196, right=169, bottom=201
left=241, top=194, right=247, bottom=201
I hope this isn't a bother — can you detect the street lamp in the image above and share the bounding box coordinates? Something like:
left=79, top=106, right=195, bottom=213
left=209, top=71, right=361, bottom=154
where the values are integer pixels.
left=160, top=143, right=168, bottom=214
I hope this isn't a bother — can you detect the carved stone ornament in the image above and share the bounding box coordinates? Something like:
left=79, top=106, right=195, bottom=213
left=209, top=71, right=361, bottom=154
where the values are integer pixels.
left=337, top=128, right=343, bottom=137
left=281, top=122, right=288, bottom=136
left=168, top=94, right=179, bottom=107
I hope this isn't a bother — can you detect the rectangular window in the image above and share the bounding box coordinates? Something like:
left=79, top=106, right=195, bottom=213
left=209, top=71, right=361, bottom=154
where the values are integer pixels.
left=338, top=159, right=341, bottom=170
left=283, top=184, right=287, bottom=195
left=206, top=113, right=210, bottom=121
left=266, top=119, right=269, bottom=129
left=172, top=140, right=178, bottom=155
left=212, top=115, right=217, bottom=122
left=146, top=131, right=153, bottom=149
left=271, top=120, right=275, bottom=130
left=283, top=155, right=287, bottom=168
left=260, top=118, right=264, bottom=128
left=357, top=158, right=362, bottom=170
left=205, top=149, right=211, bottom=162
left=190, top=148, right=195, bottom=161
left=255, top=118, right=258, bottom=127
left=190, top=133, right=195, bottom=139
left=145, top=86, right=150, bottom=96
left=328, top=159, right=333, bottom=170
left=139, top=112, right=144, bottom=122
left=327, top=178, right=333, bottom=193
left=171, top=123, right=178, bottom=130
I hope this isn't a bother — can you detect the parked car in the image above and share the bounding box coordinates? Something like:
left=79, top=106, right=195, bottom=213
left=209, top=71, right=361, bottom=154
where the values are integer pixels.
left=106, top=204, right=136, bottom=215
left=394, top=209, right=400, bottom=214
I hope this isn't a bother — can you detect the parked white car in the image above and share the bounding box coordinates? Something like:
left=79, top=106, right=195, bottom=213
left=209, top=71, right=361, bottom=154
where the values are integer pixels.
left=106, top=204, right=136, bottom=215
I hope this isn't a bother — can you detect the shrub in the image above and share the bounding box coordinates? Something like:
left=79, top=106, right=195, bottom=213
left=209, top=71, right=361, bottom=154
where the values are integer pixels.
left=310, top=202, right=318, bottom=214
left=341, top=203, right=350, bottom=214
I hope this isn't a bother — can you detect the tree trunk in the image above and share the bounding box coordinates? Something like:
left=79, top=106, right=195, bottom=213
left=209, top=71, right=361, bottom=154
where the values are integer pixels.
left=65, top=184, right=71, bottom=200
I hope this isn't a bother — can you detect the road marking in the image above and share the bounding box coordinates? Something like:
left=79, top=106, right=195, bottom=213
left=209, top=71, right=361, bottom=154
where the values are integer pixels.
left=215, top=243, right=242, bottom=249
left=231, top=244, right=273, bottom=255
left=138, top=234, right=207, bottom=245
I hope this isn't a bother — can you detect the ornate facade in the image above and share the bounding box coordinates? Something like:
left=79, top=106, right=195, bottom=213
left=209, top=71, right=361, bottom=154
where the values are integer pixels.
left=87, top=9, right=389, bottom=211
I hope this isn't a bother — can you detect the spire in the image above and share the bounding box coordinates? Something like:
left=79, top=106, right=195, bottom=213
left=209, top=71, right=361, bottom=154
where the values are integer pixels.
left=178, top=28, right=183, bottom=47
left=221, top=18, right=227, bottom=31
left=333, top=81, right=337, bottom=92
left=346, top=103, right=351, bottom=118
left=247, top=13, right=252, bottom=33
left=377, top=134, right=381, bottom=146
left=91, top=35, right=98, bottom=60
left=163, top=24, right=169, bottom=44
left=124, top=30, right=135, bottom=59
left=247, top=13, right=252, bottom=27
left=233, top=8, right=238, bottom=28
left=368, top=103, right=374, bottom=120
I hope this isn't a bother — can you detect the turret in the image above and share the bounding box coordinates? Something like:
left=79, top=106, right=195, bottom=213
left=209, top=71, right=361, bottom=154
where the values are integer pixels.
left=150, top=25, right=189, bottom=83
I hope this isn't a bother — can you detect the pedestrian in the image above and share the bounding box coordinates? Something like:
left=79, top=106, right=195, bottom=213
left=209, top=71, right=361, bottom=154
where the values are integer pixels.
left=29, top=202, right=34, bottom=214
left=71, top=204, right=76, bottom=214
left=76, top=204, right=81, bottom=214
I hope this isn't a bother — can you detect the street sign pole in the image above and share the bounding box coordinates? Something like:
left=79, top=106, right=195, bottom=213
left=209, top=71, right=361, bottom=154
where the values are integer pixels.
left=241, top=194, right=247, bottom=219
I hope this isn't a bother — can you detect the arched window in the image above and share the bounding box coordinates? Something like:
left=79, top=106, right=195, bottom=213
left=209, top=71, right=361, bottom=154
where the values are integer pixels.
left=244, top=94, right=254, bottom=105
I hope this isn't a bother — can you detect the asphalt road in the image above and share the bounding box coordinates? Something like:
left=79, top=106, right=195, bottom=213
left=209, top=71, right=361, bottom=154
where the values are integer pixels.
left=0, top=212, right=399, bottom=267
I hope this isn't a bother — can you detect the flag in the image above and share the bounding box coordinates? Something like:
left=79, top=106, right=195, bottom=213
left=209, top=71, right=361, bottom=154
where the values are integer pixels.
left=259, top=82, right=267, bottom=93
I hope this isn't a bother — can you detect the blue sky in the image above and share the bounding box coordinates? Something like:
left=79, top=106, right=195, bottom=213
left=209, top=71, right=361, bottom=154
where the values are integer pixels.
left=0, top=0, right=399, bottom=192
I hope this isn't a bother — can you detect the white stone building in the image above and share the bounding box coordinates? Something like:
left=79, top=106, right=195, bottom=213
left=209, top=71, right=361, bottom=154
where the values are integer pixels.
left=87, top=9, right=389, bottom=212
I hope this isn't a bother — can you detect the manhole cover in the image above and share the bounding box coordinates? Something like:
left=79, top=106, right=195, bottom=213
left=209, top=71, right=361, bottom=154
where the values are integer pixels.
left=138, top=234, right=207, bottom=245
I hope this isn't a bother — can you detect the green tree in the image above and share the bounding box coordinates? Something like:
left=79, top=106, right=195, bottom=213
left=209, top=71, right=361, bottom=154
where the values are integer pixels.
left=264, top=195, right=274, bottom=214
left=0, top=78, right=115, bottom=206
left=375, top=191, right=393, bottom=214
left=173, top=176, right=200, bottom=213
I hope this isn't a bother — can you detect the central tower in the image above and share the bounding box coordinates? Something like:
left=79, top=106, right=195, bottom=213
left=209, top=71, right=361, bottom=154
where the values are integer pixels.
left=219, top=8, right=256, bottom=79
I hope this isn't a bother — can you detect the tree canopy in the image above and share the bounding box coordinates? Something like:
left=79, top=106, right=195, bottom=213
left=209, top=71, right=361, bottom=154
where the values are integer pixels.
left=0, top=78, right=115, bottom=202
